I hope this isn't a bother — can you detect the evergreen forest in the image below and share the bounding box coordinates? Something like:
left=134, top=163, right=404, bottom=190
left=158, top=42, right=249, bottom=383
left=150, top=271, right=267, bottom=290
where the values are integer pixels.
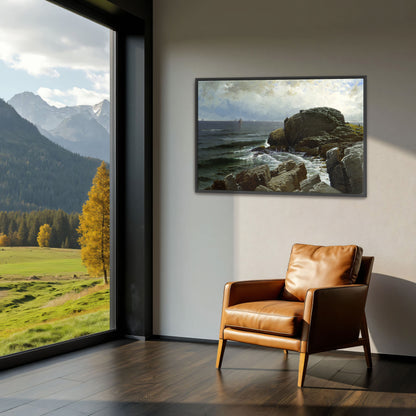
left=0, top=99, right=101, bottom=213
left=0, top=210, right=80, bottom=249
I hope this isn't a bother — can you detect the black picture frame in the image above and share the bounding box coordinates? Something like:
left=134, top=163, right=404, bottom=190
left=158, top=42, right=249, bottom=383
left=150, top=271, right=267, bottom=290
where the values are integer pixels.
left=195, top=76, right=367, bottom=196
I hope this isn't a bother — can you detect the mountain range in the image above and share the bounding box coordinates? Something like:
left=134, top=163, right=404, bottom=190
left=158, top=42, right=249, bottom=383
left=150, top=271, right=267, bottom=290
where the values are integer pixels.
left=0, top=99, right=102, bottom=213
left=8, top=92, right=110, bottom=162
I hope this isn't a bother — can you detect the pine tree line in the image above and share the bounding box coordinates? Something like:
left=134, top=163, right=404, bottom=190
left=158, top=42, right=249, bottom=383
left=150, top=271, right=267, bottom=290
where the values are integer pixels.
left=0, top=209, right=80, bottom=248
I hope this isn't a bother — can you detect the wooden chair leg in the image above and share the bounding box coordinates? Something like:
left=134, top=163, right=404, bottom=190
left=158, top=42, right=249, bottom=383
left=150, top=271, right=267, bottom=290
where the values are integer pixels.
left=216, top=339, right=227, bottom=369
left=361, top=314, right=372, bottom=369
left=297, top=352, right=308, bottom=388
left=283, top=349, right=288, bottom=357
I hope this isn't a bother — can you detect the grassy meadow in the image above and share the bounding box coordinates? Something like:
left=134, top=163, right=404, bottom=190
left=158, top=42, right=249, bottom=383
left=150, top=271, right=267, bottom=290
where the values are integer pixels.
left=0, top=247, right=110, bottom=356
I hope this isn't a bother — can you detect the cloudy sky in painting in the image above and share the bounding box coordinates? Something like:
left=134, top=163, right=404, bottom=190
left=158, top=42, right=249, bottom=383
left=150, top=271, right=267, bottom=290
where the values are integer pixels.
left=198, top=78, right=364, bottom=122
left=0, top=0, right=110, bottom=107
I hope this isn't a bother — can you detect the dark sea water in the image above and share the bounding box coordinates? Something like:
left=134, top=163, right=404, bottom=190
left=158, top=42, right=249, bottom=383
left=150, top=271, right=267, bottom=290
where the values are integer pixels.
left=197, top=120, right=329, bottom=190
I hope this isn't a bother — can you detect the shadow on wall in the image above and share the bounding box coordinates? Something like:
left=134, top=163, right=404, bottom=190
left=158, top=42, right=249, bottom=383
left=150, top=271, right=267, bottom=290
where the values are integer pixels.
left=366, top=273, right=416, bottom=357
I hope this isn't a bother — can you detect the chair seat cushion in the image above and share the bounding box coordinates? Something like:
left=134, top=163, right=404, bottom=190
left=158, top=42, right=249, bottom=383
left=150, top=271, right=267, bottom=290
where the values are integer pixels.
left=224, top=300, right=304, bottom=337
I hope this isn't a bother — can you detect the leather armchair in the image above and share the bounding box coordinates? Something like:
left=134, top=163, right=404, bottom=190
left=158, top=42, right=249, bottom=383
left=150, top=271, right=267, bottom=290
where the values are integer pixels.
left=216, top=244, right=374, bottom=387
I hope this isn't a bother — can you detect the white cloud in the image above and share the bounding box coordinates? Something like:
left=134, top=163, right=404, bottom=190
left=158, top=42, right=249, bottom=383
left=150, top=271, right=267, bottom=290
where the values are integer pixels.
left=37, top=87, right=66, bottom=107
left=0, top=0, right=109, bottom=76
left=86, top=71, right=110, bottom=92
left=199, top=79, right=364, bottom=122
left=38, top=87, right=109, bottom=108
left=1, top=52, right=61, bottom=77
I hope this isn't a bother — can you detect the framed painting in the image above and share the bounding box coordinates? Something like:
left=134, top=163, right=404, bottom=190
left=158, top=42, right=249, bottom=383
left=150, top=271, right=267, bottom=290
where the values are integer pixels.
left=195, top=76, right=366, bottom=196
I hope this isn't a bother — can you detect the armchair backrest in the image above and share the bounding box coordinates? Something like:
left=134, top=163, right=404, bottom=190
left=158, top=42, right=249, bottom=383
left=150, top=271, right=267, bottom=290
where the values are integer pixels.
left=355, top=256, right=374, bottom=286
left=282, top=244, right=364, bottom=301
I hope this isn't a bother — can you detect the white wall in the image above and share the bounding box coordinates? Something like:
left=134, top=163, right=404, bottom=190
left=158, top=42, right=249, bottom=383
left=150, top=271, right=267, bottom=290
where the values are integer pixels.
left=153, top=0, right=416, bottom=356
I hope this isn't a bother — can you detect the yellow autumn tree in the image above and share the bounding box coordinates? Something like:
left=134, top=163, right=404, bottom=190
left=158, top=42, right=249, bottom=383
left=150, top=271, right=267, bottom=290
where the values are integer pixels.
left=78, top=161, right=110, bottom=284
left=37, top=224, right=52, bottom=247
left=0, top=233, right=9, bottom=247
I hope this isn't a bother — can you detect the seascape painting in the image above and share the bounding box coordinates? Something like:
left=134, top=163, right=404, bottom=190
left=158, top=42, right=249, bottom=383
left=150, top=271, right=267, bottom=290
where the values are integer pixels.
left=196, top=77, right=366, bottom=195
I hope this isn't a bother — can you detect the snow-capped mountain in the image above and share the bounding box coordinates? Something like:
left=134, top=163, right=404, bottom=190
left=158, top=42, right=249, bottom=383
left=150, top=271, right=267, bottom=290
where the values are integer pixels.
left=93, top=99, right=110, bottom=132
left=0, top=98, right=102, bottom=212
left=8, top=92, right=110, bottom=161
left=50, top=113, right=110, bottom=162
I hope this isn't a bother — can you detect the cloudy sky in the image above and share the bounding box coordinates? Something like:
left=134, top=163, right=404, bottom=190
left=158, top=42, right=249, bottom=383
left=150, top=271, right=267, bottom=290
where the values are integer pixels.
left=0, top=0, right=110, bottom=107
left=198, top=78, right=364, bottom=123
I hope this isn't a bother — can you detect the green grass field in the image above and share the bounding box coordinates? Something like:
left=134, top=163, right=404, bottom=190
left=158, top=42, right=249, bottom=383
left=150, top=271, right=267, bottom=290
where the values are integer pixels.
left=0, top=247, right=110, bottom=356
left=0, top=246, right=88, bottom=278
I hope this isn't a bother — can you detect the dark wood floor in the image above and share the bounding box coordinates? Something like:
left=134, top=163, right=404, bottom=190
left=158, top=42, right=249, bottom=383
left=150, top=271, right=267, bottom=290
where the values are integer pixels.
left=0, top=339, right=415, bottom=416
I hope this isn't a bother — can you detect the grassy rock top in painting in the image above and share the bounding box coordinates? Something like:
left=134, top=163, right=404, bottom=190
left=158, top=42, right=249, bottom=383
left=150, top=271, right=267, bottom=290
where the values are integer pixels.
left=284, top=107, right=345, bottom=145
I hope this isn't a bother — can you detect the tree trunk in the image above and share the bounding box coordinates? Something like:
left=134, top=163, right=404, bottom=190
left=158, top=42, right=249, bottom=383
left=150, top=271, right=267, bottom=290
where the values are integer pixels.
left=101, top=211, right=108, bottom=284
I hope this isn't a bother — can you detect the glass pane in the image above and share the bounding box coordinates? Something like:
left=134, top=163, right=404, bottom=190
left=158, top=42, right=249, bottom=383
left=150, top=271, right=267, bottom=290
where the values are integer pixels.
left=0, top=0, right=111, bottom=356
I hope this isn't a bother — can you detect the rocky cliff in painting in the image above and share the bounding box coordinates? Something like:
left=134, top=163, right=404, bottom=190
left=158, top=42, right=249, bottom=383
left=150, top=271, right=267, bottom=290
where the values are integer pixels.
left=266, top=107, right=364, bottom=194
left=209, top=161, right=341, bottom=194
left=268, top=107, right=362, bottom=157
left=206, top=107, right=364, bottom=194
left=326, top=144, right=363, bottom=194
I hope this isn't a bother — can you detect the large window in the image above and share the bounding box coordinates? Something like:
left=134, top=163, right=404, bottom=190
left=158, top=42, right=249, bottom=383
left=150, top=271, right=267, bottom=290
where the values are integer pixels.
left=0, top=0, right=112, bottom=356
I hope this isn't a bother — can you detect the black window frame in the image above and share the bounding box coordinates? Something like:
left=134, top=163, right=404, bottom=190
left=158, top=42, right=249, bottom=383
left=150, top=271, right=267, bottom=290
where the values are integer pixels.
left=0, top=0, right=153, bottom=370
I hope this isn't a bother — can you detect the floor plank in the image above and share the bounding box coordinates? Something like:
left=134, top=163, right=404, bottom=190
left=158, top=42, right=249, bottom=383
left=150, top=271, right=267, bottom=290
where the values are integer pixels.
left=0, top=340, right=415, bottom=415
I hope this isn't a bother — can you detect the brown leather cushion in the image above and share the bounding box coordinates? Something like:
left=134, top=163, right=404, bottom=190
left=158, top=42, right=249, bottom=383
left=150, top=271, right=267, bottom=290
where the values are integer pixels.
left=281, top=244, right=363, bottom=302
left=224, top=300, right=304, bottom=337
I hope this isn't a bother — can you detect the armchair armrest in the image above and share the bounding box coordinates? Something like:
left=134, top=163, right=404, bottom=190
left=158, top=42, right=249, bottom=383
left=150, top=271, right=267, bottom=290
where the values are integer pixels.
left=219, top=279, right=285, bottom=338
left=301, top=284, right=368, bottom=353
left=223, top=279, right=286, bottom=308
